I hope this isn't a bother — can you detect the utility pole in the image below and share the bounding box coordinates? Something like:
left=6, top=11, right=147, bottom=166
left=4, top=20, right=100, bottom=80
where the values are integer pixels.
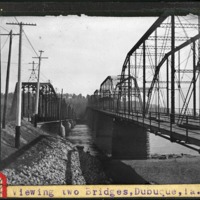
left=33, top=50, right=48, bottom=127
left=2, top=31, right=13, bottom=129
left=7, top=22, right=36, bottom=148
left=0, top=31, right=2, bottom=160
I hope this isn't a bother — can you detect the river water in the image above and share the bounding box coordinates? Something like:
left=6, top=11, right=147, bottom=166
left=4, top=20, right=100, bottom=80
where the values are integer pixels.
left=66, top=124, right=199, bottom=159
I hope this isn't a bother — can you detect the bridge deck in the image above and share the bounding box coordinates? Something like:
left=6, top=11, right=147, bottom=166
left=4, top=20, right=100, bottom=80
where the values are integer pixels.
left=92, top=108, right=200, bottom=150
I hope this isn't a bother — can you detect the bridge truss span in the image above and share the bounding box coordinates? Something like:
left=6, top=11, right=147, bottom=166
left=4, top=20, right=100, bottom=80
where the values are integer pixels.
left=89, top=14, right=200, bottom=152
left=10, top=82, right=76, bottom=123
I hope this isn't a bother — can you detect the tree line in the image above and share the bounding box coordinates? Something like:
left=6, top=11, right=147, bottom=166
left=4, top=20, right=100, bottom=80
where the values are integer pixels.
left=1, top=93, right=89, bottom=120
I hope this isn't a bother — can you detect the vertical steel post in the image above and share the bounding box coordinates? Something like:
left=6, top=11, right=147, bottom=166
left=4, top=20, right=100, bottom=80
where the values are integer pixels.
left=47, top=86, right=50, bottom=120
left=49, top=89, right=52, bottom=119
left=2, top=30, right=12, bottom=128
left=40, top=90, right=43, bottom=121
left=135, top=52, right=137, bottom=113
left=171, top=15, right=175, bottom=124
left=38, top=92, right=41, bottom=120
left=170, top=113, right=173, bottom=141
left=51, top=91, right=53, bottom=119
left=59, top=89, right=63, bottom=125
left=22, top=87, right=25, bottom=118
left=167, top=58, right=169, bottom=115
left=128, top=57, right=131, bottom=114
left=28, top=86, right=30, bottom=121
left=45, top=87, right=47, bottom=121
left=32, top=90, right=35, bottom=119
left=186, top=115, right=188, bottom=143
left=193, top=41, right=196, bottom=117
left=178, top=50, right=180, bottom=114
left=143, top=42, right=146, bottom=117
left=155, top=29, right=159, bottom=116
left=150, top=112, right=151, bottom=130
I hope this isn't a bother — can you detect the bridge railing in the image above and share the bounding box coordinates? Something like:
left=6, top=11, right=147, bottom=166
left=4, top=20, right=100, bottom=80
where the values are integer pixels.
left=88, top=99, right=200, bottom=144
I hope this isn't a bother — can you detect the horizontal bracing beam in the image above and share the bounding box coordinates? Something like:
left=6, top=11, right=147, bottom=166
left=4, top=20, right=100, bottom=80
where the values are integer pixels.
left=138, top=45, right=172, bottom=49
left=160, top=23, right=198, bottom=28
left=148, top=36, right=190, bottom=41
left=146, top=33, right=200, bottom=113
left=146, top=81, right=193, bottom=83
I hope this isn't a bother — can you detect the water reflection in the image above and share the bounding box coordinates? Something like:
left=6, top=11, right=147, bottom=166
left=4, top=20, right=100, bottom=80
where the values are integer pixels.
left=66, top=125, right=99, bottom=156
left=148, top=132, right=199, bottom=156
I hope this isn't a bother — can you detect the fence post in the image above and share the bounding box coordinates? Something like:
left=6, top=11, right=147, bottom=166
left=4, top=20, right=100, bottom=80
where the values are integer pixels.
left=158, top=112, right=160, bottom=130
left=143, top=113, right=144, bottom=128
left=186, top=116, right=188, bottom=143
left=170, top=113, right=173, bottom=142
left=150, top=112, right=151, bottom=131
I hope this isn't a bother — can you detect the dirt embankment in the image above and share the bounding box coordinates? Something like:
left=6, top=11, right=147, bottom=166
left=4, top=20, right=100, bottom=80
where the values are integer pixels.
left=1, top=120, right=47, bottom=160
left=2, top=120, right=200, bottom=185
left=0, top=120, right=110, bottom=185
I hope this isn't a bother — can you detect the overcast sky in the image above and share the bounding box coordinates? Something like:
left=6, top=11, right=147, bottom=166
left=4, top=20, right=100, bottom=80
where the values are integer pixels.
left=0, top=15, right=157, bottom=96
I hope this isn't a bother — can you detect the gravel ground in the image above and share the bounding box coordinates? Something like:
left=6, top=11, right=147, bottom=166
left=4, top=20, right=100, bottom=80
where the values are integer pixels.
left=2, top=135, right=86, bottom=185
left=1, top=133, right=110, bottom=185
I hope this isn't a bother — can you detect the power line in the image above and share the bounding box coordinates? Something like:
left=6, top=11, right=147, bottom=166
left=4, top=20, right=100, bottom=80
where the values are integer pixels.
left=0, top=25, right=9, bottom=33
left=1, top=35, right=9, bottom=50
left=14, top=17, right=38, bottom=57
left=22, top=30, right=38, bottom=57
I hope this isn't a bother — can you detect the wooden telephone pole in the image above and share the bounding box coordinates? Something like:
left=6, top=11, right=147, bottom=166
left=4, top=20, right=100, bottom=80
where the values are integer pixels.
left=33, top=50, right=48, bottom=127
left=7, top=22, right=36, bottom=148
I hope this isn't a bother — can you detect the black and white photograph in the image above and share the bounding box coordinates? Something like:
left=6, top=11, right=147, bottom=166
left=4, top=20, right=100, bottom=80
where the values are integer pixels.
left=0, top=1, right=200, bottom=198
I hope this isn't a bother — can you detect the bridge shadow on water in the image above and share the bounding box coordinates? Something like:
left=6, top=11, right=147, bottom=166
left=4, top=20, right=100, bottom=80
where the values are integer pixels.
left=92, top=116, right=149, bottom=160
left=95, top=121, right=150, bottom=184
left=88, top=111, right=150, bottom=184
left=102, top=159, right=149, bottom=184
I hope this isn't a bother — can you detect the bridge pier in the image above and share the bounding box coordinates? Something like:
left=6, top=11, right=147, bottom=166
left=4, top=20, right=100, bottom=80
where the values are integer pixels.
left=87, top=109, right=149, bottom=159
left=112, top=118, right=149, bottom=159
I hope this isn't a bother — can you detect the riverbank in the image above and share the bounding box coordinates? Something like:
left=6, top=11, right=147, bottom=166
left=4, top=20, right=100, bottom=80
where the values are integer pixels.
left=0, top=120, right=110, bottom=185
left=1, top=121, right=200, bottom=185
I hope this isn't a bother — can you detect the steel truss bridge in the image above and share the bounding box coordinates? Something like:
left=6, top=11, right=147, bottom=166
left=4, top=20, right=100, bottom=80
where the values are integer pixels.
left=10, top=82, right=76, bottom=124
left=89, top=14, right=200, bottom=152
